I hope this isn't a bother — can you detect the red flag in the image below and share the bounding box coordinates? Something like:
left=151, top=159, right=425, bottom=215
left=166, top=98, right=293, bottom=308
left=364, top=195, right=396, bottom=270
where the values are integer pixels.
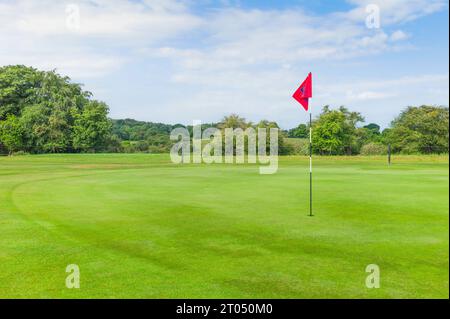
left=292, top=72, right=312, bottom=111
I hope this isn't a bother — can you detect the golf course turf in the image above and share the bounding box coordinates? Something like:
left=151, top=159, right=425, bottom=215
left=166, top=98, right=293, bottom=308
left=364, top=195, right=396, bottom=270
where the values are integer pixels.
left=0, top=154, right=448, bottom=298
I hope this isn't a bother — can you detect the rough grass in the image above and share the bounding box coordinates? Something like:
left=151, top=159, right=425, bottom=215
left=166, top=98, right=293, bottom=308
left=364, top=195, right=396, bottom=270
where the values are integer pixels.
left=0, top=154, right=448, bottom=298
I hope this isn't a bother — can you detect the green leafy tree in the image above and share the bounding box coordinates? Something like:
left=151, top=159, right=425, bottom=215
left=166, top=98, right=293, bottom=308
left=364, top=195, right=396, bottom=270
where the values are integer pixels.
left=72, top=101, right=112, bottom=152
left=0, top=65, right=111, bottom=154
left=288, top=124, right=308, bottom=138
left=19, top=104, right=51, bottom=153
left=364, top=123, right=380, bottom=134
left=312, top=106, right=364, bottom=155
left=218, top=114, right=249, bottom=130
left=0, top=115, right=25, bottom=154
left=0, top=65, right=43, bottom=120
left=255, top=120, right=292, bottom=155
left=386, top=105, right=449, bottom=154
left=216, top=114, right=251, bottom=155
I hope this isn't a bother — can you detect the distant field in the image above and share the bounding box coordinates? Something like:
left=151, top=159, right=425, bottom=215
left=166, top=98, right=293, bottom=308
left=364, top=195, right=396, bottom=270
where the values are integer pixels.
left=0, top=154, right=448, bottom=298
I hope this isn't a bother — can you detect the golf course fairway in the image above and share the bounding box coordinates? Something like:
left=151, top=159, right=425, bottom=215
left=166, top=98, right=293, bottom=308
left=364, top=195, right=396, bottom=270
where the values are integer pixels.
left=0, top=154, right=448, bottom=298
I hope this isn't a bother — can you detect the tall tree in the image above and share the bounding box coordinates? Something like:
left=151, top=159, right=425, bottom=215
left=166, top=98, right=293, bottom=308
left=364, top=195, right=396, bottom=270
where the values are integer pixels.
left=364, top=123, right=381, bottom=135
left=288, top=123, right=308, bottom=138
left=0, top=65, right=43, bottom=120
left=218, top=114, right=249, bottom=130
left=256, top=120, right=291, bottom=155
left=0, top=65, right=111, bottom=154
left=72, top=101, right=112, bottom=152
left=386, top=105, right=449, bottom=154
left=312, top=106, right=364, bottom=155
left=0, top=115, right=24, bottom=154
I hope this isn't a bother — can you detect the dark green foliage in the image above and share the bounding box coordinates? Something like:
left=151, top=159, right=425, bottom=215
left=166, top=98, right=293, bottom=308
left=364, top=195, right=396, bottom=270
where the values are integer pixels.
left=256, top=119, right=293, bottom=155
left=111, top=119, right=179, bottom=153
left=360, top=142, right=386, bottom=155
left=72, top=101, right=112, bottom=152
left=364, top=123, right=381, bottom=134
left=284, top=138, right=309, bottom=155
left=112, top=119, right=174, bottom=140
left=311, top=106, right=364, bottom=155
left=288, top=124, right=308, bottom=138
left=0, top=115, right=24, bottom=154
left=0, top=65, right=111, bottom=154
left=385, top=105, right=449, bottom=154
left=0, top=65, right=43, bottom=120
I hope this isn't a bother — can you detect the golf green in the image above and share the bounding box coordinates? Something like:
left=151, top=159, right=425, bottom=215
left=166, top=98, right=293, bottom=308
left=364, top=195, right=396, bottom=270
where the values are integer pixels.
left=0, top=154, right=448, bottom=298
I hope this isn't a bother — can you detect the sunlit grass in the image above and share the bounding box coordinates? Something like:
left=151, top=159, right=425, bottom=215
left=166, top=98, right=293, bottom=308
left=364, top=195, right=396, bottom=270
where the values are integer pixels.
left=0, top=154, right=448, bottom=298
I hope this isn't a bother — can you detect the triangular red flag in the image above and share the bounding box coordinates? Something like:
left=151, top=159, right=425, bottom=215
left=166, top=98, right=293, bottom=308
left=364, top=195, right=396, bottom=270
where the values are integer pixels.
left=292, top=72, right=312, bottom=111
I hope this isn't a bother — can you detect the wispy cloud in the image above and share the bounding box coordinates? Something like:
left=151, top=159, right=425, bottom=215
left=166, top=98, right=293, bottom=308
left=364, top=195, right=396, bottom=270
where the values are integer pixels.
left=0, top=0, right=201, bottom=77
left=344, top=0, right=447, bottom=24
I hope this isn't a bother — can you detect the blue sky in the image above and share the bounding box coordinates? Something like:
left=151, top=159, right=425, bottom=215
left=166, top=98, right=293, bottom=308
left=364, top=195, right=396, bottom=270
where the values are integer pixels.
left=1, top=0, right=448, bottom=128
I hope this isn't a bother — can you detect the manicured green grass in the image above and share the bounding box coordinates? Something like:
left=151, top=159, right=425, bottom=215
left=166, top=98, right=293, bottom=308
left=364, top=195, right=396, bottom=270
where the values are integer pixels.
left=0, top=154, right=448, bottom=298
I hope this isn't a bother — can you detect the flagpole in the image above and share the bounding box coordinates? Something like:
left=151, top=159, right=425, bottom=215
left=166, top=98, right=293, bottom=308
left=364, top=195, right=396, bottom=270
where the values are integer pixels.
left=309, top=109, right=313, bottom=217
left=292, top=72, right=313, bottom=216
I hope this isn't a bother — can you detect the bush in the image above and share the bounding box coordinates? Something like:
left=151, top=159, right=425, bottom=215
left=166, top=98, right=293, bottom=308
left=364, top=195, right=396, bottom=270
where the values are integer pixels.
left=360, top=143, right=386, bottom=155
left=12, top=151, right=29, bottom=156
left=284, top=138, right=309, bottom=155
left=148, top=144, right=171, bottom=154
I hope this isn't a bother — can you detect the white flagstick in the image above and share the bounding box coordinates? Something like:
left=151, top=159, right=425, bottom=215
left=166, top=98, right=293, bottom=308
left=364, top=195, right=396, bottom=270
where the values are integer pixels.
left=309, top=109, right=313, bottom=217
left=292, top=72, right=313, bottom=216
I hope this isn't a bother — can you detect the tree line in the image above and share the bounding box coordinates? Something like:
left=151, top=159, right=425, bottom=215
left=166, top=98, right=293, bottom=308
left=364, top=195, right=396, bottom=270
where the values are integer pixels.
left=0, top=66, right=448, bottom=155
left=293, top=105, right=448, bottom=155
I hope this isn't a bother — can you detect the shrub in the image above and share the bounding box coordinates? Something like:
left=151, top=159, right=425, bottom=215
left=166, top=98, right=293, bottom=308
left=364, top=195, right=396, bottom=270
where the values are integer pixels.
left=12, top=150, right=29, bottom=156
left=360, top=143, right=386, bottom=155
left=284, top=138, right=310, bottom=155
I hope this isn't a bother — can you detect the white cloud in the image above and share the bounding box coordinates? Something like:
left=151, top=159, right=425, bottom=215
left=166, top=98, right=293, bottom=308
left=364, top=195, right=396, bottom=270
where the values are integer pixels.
left=389, top=30, right=409, bottom=41
left=321, top=74, right=449, bottom=101
left=5, top=0, right=201, bottom=38
left=146, top=1, right=445, bottom=87
left=346, top=90, right=394, bottom=101
left=0, top=0, right=201, bottom=77
left=344, top=0, right=447, bottom=25
left=1, top=0, right=443, bottom=78
left=146, top=11, right=396, bottom=85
